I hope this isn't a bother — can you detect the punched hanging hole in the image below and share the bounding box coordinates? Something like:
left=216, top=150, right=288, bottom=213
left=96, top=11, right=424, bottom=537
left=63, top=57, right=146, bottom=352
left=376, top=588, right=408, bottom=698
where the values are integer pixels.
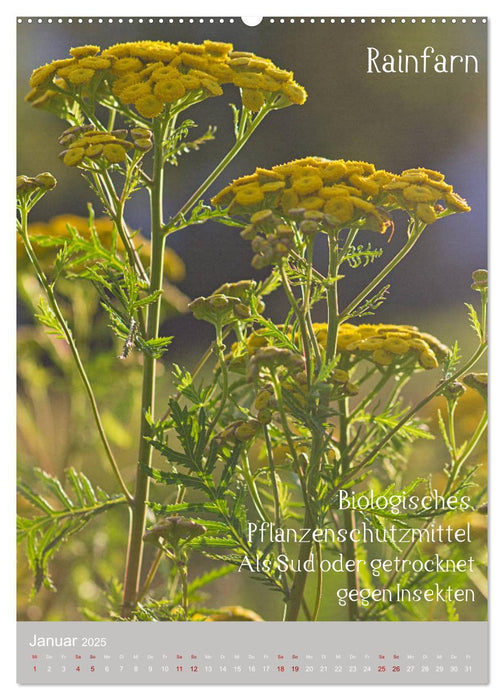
left=241, top=16, right=263, bottom=27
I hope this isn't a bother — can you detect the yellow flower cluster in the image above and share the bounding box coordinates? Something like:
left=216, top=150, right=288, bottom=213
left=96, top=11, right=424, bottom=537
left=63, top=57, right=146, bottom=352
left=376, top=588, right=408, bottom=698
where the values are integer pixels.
left=18, top=214, right=185, bottom=282
left=212, top=158, right=470, bottom=233
left=58, top=125, right=152, bottom=168
left=313, top=322, right=449, bottom=369
left=382, top=167, right=470, bottom=224
left=27, top=40, right=306, bottom=120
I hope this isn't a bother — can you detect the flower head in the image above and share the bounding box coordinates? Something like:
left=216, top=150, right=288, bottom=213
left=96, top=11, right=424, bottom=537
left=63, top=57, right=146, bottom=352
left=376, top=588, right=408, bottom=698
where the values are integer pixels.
left=27, top=40, right=307, bottom=121
left=57, top=126, right=154, bottom=168
left=212, top=159, right=470, bottom=268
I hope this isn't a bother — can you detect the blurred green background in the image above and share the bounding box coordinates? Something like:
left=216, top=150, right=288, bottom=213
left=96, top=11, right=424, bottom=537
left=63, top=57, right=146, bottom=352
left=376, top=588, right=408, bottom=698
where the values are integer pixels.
left=17, top=17, right=487, bottom=621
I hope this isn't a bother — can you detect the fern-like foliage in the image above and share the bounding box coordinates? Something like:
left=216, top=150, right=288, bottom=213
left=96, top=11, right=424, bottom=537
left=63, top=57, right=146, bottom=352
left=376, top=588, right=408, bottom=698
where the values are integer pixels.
left=343, top=243, right=383, bottom=269
left=17, top=468, right=127, bottom=594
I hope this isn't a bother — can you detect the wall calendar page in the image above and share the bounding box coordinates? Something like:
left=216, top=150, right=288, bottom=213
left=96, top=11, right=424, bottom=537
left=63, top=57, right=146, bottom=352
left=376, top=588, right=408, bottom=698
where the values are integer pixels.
left=16, top=12, right=488, bottom=686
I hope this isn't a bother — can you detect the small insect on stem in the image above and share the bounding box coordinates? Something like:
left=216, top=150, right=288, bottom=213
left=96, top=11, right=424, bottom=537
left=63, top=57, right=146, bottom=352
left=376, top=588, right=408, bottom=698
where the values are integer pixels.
left=119, top=318, right=138, bottom=360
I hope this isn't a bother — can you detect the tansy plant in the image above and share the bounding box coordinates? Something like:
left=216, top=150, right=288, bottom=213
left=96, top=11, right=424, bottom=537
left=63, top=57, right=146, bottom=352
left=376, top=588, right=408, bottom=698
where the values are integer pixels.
left=17, top=40, right=486, bottom=622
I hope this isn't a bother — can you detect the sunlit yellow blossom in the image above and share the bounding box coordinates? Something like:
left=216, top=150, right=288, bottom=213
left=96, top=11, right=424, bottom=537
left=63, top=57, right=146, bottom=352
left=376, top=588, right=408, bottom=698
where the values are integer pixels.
left=180, top=52, right=209, bottom=70
left=445, top=191, right=471, bottom=212
left=402, top=184, right=439, bottom=203
left=299, top=196, right=325, bottom=210
left=372, top=349, right=394, bottom=365
left=280, top=81, right=307, bottom=104
left=112, top=73, right=141, bottom=98
left=416, top=203, right=437, bottom=224
left=27, top=40, right=305, bottom=123
left=62, top=147, right=85, bottom=166
left=292, top=174, right=324, bottom=196
left=241, top=88, right=265, bottom=111
left=119, top=82, right=151, bottom=103
left=29, top=63, right=59, bottom=88
left=112, top=57, right=144, bottom=73
left=234, top=186, right=264, bottom=206
left=102, top=143, right=128, bottom=163
left=261, top=181, right=285, bottom=194
left=203, top=40, right=233, bottom=55
left=135, top=94, right=164, bottom=118
left=324, top=197, right=354, bottom=222
left=233, top=72, right=265, bottom=89
left=153, top=79, right=185, bottom=102
left=78, top=56, right=111, bottom=70
left=200, top=78, right=223, bottom=96
left=265, top=66, right=292, bottom=81
left=69, top=45, right=100, bottom=58
left=150, top=65, right=180, bottom=81
left=67, top=68, right=95, bottom=84
left=85, top=144, right=103, bottom=157
left=419, top=349, right=439, bottom=369
left=179, top=74, right=201, bottom=90
left=348, top=174, right=381, bottom=196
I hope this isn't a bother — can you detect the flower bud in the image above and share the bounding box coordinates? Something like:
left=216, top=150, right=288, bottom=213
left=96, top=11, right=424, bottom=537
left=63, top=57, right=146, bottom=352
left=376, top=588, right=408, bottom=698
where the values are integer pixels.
left=34, top=172, right=57, bottom=190
left=441, top=380, right=466, bottom=401
left=143, top=516, right=206, bottom=548
left=256, top=408, right=273, bottom=424
left=299, top=219, right=319, bottom=236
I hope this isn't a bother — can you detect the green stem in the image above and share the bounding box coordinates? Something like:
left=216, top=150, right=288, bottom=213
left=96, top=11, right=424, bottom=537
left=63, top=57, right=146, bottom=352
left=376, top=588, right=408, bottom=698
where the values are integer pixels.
left=241, top=449, right=268, bottom=522
left=280, top=263, right=313, bottom=386
left=122, top=120, right=167, bottom=615
left=17, top=207, right=132, bottom=503
left=444, top=409, right=487, bottom=494
left=138, top=547, right=163, bottom=603
left=339, top=395, right=359, bottom=620
left=264, top=427, right=290, bottom=600
left=348, top=368, right=392, bottom=421
left=340, top=220, right=424, bottom=322
left=328, top=341, right=488, bottom=499
left=311, top=542, right=323, bottom=621
left=325, top=231, right=340, bottom=363
left=163, top=106, right=271, bottom=235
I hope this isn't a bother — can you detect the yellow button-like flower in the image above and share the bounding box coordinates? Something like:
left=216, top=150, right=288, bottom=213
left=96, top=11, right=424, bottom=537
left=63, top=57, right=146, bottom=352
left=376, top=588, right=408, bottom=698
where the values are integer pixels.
left=383, top=337, right=410, bottom=354
left=153, top=79, right=186, bottom=102
left=372, top=348, right=394, bottom=366
left=112, top=57, right=144, bottom=73
left=120, top=82, right=151, bottom=104
left=62, top=147, right=85, bottom=167
left=416, top=203, right=437, bottom=224
left=69, top=45, right=100, bottom=58
left=241, top=88, right=265, bottom=112
left=135, top=94, right=164, bottom=119
left=232, top=71, right=265, bottom=90
left=292, top=174, right=324, bottom=196
left=78, top=56, right=111, bottom=70
left=103, top=143, right=128, bottom=163
left=324, top=197, right=354, bottom=223
left=419, top=349, right=439, bottom=369
left=67, top=68, right=95, bottom=85
left=402, top=184, right=439, bottom=203
left=234, top=185, right=264, bottom=207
